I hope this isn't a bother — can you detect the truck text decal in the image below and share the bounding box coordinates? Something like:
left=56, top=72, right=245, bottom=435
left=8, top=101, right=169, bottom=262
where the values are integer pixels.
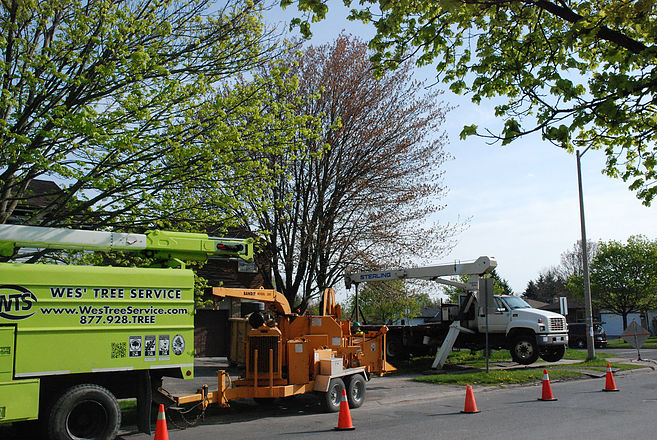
left=0, top=285, right=37, bottom=320
left=359, top=273, right=392, bottom=281
left=50, top=286, right=182, bottom=300
left=39, top=304, right=188, bottom=325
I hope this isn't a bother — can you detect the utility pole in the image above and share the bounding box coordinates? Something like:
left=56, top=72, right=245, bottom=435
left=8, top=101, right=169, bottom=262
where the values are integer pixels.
left=576, top=148, right=595, bottom=361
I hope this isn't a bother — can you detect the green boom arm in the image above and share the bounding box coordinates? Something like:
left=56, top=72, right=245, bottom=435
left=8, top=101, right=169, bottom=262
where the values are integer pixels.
left=0, top=224, right=253, bottom=263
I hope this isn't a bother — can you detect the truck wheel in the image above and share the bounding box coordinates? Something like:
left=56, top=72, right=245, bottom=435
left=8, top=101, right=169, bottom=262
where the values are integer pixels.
left=386, top=337, right=408, bottom=360
left=320, top=378, right=345, bottom=413
left=346, top=374, right=366, bottom=409
left=510, top=336, right=539, bottom=365
left=48, top=384, right=121, bottom=440
left=539, top=345, right=566, bottom=362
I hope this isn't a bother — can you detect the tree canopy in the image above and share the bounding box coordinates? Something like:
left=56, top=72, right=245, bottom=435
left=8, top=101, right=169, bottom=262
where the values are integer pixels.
left=1, top=0, right=308, bottom=235
left=588, top=235, right=657, bottom=329
left=523, top=267, right=566, bottom=304
left=346, top=279, right=426, bottom=325
left=287, top=0, right=657, bottom=205
left=242, top=35, right=458, bottom=310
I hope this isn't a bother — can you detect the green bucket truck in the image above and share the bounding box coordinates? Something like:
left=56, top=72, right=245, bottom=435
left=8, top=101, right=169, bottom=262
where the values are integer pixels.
left=0, top=224, right=253, bottom=439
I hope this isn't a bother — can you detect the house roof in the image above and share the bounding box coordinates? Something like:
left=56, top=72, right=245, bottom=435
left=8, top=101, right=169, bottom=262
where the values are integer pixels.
left=15, top=179, right=62, bottom=209
left=524, top=299, right=549, bottom=309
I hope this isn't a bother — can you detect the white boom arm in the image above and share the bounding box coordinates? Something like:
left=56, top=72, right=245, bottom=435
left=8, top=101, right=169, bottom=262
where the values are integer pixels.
left=344, top=256, right=497, bottom=289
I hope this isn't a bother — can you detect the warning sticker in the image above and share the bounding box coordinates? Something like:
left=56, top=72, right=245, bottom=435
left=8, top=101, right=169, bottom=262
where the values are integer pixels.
left=144, top=335, right=156, bottom=360
left=129, top=336, right=142, bottom=357
left=159, top=335, right=170, bottom=358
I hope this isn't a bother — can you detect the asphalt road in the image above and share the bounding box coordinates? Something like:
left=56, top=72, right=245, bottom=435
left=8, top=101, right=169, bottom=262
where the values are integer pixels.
left=3, top=350, right=654, bottom=439
left=114, top=367, right=657, bottom=440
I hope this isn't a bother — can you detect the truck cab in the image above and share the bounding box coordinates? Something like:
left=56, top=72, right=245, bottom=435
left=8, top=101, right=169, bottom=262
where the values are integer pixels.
left=476, top=295, right=568, bottom=364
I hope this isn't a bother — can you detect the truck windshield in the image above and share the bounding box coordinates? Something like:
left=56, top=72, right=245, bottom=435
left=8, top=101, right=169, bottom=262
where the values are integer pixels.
left=501, top=296, right=532, bottom=310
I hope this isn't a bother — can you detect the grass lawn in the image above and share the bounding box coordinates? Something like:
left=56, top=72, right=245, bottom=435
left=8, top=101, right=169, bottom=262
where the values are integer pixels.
left=606, top=336, right=657, bottom=349
left=410, top=348, right=643, bottom=386
left=415, top=368, right=583, bottom=386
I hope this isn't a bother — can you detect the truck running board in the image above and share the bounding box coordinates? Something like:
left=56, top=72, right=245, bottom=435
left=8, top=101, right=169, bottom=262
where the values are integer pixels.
left=431, top=322, right=476, bottom=369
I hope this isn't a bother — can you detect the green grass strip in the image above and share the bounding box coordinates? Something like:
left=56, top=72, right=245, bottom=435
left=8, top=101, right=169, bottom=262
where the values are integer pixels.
left=414, top=369, right=584, bottom=386
left=606, top=337, right=657, bottom=349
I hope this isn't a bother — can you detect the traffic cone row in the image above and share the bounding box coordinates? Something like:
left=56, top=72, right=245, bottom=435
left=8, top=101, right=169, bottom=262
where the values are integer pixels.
left=154, top=404, right=169, bottom=440
left=450, top=366, right=620, bottom=417
left=328, top=366, right=621, bottom=429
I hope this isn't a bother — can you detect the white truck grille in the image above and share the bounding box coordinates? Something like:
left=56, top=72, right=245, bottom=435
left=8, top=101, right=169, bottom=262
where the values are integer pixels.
left=549, top=317, right=565, bottom=332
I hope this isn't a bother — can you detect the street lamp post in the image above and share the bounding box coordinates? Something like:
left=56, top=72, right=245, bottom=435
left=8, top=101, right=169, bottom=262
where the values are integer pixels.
left=576, top=148, right=595, bottom=360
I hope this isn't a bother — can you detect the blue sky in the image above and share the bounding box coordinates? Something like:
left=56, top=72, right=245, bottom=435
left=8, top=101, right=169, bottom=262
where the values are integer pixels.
left=265, top=3, right=657, bottom=295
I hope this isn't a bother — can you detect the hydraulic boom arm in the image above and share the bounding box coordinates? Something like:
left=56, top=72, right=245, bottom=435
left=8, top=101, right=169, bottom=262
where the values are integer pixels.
left=344, top=256, right=497, bottom=289
left=0, top=224, right=253, bottom=264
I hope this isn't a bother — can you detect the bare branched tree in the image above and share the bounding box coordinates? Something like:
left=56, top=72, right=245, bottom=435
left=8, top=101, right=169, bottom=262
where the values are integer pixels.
left=245, top=35, right=461, bottom=310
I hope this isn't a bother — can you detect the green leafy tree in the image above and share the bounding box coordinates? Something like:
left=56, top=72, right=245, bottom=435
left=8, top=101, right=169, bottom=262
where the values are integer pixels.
left=586, top=235, right=657, bottom=330
left=523, top=267, right=567, bottom=304
left=0, top=0, right=306, bottom=235
left=444, top=269, right=513, bottom=303
left=287, top=0, right=657, bottom=205
left=346, top=280, right=425, bottom=324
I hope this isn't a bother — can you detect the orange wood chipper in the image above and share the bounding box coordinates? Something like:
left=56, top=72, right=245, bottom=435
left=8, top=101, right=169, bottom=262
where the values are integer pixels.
left=176, top=287, right=395, bottom=412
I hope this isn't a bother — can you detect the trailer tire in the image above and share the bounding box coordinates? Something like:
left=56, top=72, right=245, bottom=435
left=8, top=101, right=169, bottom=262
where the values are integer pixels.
left=539, top=345, right=566, bottom=362
left=48, top=384, right=121, bottom=440
left=320, top=378, right=345, bottom=413
left=346, top=374, right=366, bottom=409
left=510, top=336, right=539, bottom=365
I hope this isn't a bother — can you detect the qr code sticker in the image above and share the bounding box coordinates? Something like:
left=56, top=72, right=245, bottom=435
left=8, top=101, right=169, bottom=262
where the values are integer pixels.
left=111, top=342, right=127, bottom=359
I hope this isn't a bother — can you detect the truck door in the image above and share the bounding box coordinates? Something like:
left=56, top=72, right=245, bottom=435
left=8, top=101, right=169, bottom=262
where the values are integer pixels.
left=478, top=298, right=510, bottom=333
left=0, top=326, right=40, bottom=423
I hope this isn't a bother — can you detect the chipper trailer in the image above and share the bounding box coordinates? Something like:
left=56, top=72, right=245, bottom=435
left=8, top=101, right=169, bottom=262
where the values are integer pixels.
left=0, top=224, right=253, bottom=440
left=173, top=285, right=396, bottom=413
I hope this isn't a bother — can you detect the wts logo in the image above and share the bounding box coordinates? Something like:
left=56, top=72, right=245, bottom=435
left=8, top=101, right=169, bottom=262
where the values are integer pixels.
left=0, top=285, right=37, bottom=320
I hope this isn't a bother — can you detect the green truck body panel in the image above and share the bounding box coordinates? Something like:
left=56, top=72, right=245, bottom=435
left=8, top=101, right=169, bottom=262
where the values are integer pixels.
left=0, top=327, right=40, bottom=422
left=0, top=225, right=252, bottom=429
left=0, top=263, right=195, bottom=379
left=0, top=379, right=40, bottom=422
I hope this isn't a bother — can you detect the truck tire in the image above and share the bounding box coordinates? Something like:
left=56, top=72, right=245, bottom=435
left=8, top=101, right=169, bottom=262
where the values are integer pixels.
left=48, top=384, right=121, bottom=440
left=539, top=345, right=566, bottom=362
left=385, top=337, right=408, bottom=360
left=320, top=378, right=345, bottom=413
left=510, top=336, right=539, bottom=365
left=345, top=374, right=366, bottom=409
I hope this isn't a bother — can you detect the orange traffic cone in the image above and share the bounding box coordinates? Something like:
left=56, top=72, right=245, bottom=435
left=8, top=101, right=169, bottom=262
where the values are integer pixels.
left=538, top=369, right=557, bottom=401
left=154, top=404, right=169, bottom=440
left=603, top=363, right=619, bottom=392
left=335, top=389, right=355, bottom=431
left=461, top=385, right=480, bottom=413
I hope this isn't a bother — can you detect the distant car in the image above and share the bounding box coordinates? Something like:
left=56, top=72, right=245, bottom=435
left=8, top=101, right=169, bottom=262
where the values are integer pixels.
left=568, top=322, right=607, bottom=348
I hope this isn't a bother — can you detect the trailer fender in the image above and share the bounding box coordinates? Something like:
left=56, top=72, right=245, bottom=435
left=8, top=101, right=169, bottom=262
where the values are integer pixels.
left=312, top=367, right=367, bottom=392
